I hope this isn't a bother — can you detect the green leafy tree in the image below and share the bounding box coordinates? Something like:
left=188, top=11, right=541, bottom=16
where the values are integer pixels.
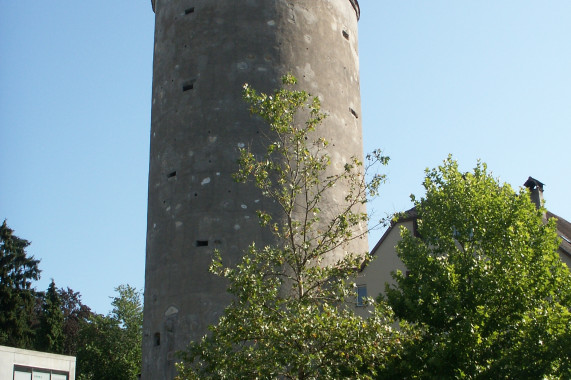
left=0, top=220, right=41, bottom=348
left=77, top=284, right=142, bottom=380
left=176, top=75, right=406, bottom=379
left=36, top=279, right=65, bottom=353
left=386, top=157, right=571, bottom=379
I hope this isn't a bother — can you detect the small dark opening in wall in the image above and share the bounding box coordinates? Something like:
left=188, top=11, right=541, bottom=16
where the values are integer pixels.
left=185, top=7, right=195, bottom=14
left=182, top=81, right=194, bottom=92
left=154, top=333, right=160, bottom=346
left=350, top=108, right=359, bottom=119
left=342, top=30, right=350, bottom=40
left=167, top=171, right=177, bottom=179
left=196, top=240, right=208, bottom=247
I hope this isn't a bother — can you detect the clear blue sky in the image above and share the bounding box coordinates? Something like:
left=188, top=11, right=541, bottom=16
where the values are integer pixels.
left=1, top=1, right=569, bottom=314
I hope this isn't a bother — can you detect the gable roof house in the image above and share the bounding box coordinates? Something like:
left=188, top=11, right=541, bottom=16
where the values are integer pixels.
left=524, top=176, right=571, bottom=268
left=355, top=177, right=571, bottom=313
left=354, top=208, right=416, bottom=317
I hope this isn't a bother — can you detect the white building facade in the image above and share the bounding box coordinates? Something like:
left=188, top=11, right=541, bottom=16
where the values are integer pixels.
left=0, top=345, right=76, bottom=380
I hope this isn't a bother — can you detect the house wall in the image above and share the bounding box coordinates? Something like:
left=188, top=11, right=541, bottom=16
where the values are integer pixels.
left=357, top=217, right=570, bottom=320
left=355, top=220, right=414, bottom=317
left=559, top=250, right=571, bottom=269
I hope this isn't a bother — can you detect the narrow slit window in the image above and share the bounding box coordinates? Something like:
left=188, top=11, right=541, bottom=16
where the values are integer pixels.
left=185, top=7, right=195, bottom=14
left=182, top=81, right=194, bottom=92
left=196, top=240, right=208, bottom=247
left=167, top=171, right=177, bottom=179
left=154, top=332, right=161, bottom=346
left=350, top=108, right=359, bottom=119
left=342, top=30, right=349, bottom=40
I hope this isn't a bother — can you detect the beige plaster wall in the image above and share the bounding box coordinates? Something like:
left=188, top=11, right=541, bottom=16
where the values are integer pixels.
left=354, top=220, right=414, bottom=317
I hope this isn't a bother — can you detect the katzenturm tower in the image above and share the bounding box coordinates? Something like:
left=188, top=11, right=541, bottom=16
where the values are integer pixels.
left=143, top=1, right=364, bottom=378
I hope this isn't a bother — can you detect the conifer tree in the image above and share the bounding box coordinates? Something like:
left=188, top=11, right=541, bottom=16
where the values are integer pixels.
left=37, top=279, right=65, bottom=353
left=0, top=220, right=41, bottom=348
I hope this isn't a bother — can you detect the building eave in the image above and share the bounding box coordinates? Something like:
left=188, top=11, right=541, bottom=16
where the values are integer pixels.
left=361, top=207, right=417, bottom=271
left=349, top=0, right=360, bottom=20
left=152, top=0, right=359, bottom=19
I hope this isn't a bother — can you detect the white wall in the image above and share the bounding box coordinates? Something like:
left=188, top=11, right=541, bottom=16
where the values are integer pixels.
left=0, top=345, right=75, bottom=380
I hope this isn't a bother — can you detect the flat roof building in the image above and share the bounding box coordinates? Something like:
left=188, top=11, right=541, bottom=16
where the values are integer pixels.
left=0, top=345, right=76, bottom=380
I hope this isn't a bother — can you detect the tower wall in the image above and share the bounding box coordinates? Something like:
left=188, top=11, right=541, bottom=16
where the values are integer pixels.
left=143, top=1, right=364, bottom=378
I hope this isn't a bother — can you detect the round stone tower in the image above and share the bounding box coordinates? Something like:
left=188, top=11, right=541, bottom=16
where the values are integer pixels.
left=142, top=0, right=364, bottom=378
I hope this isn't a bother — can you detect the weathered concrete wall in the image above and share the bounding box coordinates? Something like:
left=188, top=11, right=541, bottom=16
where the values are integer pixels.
left=143, top=1, right=364, bottom=378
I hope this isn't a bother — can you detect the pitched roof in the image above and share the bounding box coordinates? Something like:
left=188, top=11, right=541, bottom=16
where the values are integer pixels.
left=367, top=207, right=571, bottom=260
left=362, top=207, right=417, bottom=271
left=548, top=211, right=571, bottom=258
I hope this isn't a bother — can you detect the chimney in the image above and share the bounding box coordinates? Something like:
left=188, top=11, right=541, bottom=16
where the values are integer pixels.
left=523, top=176, right=545, bottom=210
